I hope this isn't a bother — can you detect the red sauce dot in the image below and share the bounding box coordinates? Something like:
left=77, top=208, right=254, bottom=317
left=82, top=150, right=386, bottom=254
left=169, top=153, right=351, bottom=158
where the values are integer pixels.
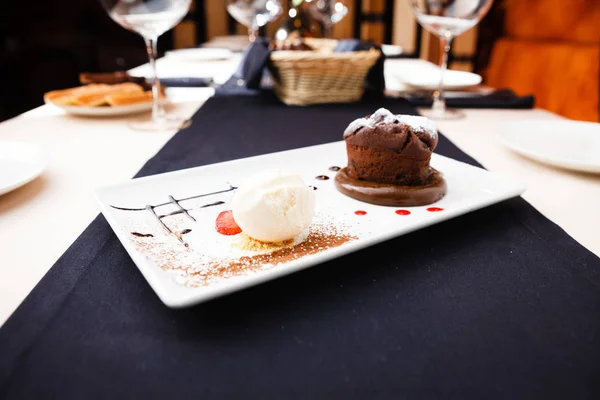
left=427, top=207, right=444, bottom=212
left=395, top=209, right=411, bottom=215
left=354, top=210, right=367, bottom=215
left=215, top=210, right=242, bottom=235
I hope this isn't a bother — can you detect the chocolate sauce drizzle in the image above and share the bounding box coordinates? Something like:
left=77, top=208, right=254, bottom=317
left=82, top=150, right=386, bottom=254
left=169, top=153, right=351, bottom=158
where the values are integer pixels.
left=168, top=194, right=196, bottom=222
left=131, top=232, right=154, bottom=238
left=111, top=185, right=236, bottom=247
left=145, top=204, right=190, bottom=246
left=110, top=185, right=236, bottom=211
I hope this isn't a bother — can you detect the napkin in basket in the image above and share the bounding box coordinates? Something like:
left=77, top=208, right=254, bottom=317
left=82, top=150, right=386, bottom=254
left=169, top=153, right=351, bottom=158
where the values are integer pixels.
left=219, top=37, right=385, bottom=100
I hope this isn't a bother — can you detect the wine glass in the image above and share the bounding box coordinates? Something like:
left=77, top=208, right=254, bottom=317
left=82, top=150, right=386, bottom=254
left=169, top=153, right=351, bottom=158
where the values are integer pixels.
left=227, top=0, right=283, bottom=43
left=305, top=0, right=348, bottom=38
left=410, top=0, right=494, bottom=120
left=99, top=0, right=192, bottom=131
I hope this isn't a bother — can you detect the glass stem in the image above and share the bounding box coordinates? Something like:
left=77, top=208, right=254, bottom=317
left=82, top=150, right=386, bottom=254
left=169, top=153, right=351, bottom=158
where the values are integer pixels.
left=432, top=32, right=453, bottom=118
left=248, top=22, right=258, bottom=43
left=323, top=22, right=332, bottom=38
left=144, top=36, right=166, bottom=123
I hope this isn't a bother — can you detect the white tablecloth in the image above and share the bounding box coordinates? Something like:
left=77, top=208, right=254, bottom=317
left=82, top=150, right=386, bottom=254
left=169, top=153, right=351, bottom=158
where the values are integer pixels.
left=1, top=56, right=598, bottom=328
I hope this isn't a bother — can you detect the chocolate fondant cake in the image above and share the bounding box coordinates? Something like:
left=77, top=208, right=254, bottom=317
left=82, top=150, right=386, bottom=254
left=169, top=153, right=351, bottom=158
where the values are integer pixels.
left=344, top=108, right=438, bottom=185
left=335, top=108, right=447, bottom=206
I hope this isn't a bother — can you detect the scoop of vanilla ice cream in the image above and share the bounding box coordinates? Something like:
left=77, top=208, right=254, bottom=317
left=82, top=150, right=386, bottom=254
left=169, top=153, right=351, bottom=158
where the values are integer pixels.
left=231, top=169, right=316, bottom=243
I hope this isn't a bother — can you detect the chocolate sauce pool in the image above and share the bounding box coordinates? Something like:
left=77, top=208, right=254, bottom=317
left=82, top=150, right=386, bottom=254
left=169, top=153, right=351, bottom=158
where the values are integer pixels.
left=334, top=167, right=447, bottom=207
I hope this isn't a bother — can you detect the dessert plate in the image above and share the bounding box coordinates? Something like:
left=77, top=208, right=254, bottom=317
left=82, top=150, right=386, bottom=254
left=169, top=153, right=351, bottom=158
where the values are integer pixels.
left=95, top=141, right=526, bottom=308
left=0, top=141, right=47, bottom=196
left=45, top=100, right=153, bottom=117
left=500, top=119, right=600, bottom=174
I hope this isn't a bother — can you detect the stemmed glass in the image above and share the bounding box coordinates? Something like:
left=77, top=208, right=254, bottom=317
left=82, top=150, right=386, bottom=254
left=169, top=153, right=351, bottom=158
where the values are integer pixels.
left=227, top=0, right=283, bottom=43
left=100, top=0, right=192, bottom=131
left=305, top=0, right=349, bottom=38
left=410, top=0, right=494, bottom=120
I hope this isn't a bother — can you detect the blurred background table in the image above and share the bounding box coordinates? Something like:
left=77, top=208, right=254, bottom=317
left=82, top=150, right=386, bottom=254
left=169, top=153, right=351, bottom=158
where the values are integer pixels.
left=2, top=0, right=598, bottom=122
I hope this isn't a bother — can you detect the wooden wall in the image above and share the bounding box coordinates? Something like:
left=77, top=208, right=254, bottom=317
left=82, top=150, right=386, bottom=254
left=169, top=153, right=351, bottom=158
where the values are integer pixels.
left=174, top=0, right=479, bottom=71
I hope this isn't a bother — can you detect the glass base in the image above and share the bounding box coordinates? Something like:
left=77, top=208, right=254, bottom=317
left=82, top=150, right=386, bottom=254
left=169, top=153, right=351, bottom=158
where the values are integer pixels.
left=419, top=107, right=465, bottom=121
left=128, top=115, right=192, bottom=132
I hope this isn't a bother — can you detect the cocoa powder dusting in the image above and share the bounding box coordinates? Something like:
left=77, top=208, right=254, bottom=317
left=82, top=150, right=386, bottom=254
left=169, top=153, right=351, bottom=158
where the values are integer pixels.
left=129, top=219, right=357, bottom=287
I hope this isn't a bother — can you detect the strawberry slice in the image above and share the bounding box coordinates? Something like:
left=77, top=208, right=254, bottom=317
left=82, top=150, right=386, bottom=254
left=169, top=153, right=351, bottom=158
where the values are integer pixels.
left=215, top=210, right=242, bottom=235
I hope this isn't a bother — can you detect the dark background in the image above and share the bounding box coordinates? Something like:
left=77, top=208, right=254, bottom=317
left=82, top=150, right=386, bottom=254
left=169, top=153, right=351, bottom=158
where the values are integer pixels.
left=0, top=0, right=177, bottom=122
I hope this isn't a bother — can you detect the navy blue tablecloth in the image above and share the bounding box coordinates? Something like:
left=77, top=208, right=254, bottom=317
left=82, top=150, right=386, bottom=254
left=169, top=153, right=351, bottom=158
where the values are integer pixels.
left=0, top=93, right=598, bottom=399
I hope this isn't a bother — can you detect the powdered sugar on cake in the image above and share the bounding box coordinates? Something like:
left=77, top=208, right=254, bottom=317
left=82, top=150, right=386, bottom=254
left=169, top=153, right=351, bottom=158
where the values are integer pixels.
left=397, top=115, right=437, bottom=138
left=344, top=107, right=438, bottom=139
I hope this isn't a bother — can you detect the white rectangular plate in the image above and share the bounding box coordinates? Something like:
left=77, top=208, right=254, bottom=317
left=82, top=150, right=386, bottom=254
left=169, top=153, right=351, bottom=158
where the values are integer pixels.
left=95, top=141, right=526, bottom=308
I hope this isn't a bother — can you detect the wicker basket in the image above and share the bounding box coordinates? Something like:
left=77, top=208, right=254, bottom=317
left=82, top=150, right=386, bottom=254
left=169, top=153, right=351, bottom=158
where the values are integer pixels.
left=268, top=38, right=381, bottom=106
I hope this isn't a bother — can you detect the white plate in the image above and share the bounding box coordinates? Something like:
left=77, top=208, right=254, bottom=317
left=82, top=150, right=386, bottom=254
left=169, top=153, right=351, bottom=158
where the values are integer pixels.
left=95, top=141, right=526, bottom=308
left=0, top=141, right=48, bottom=196
left=500, top=119, right=600, bottom=174
left=201, top=35, right=250, bottom=52
left=165, top=48, right=234, bottom=62
left=381, top=44, right=404, bottom=57
left=45, top=100, right=153, bottom=117
left=387, top=59, right=482, bottom=90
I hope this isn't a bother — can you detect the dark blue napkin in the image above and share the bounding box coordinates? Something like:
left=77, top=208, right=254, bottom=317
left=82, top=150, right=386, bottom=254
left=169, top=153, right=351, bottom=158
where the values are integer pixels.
left=405, top=88, right=535, bottom=109
left=218, top=37, right=272, bottom=93
left=158, top=77, right=213, bottom=87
